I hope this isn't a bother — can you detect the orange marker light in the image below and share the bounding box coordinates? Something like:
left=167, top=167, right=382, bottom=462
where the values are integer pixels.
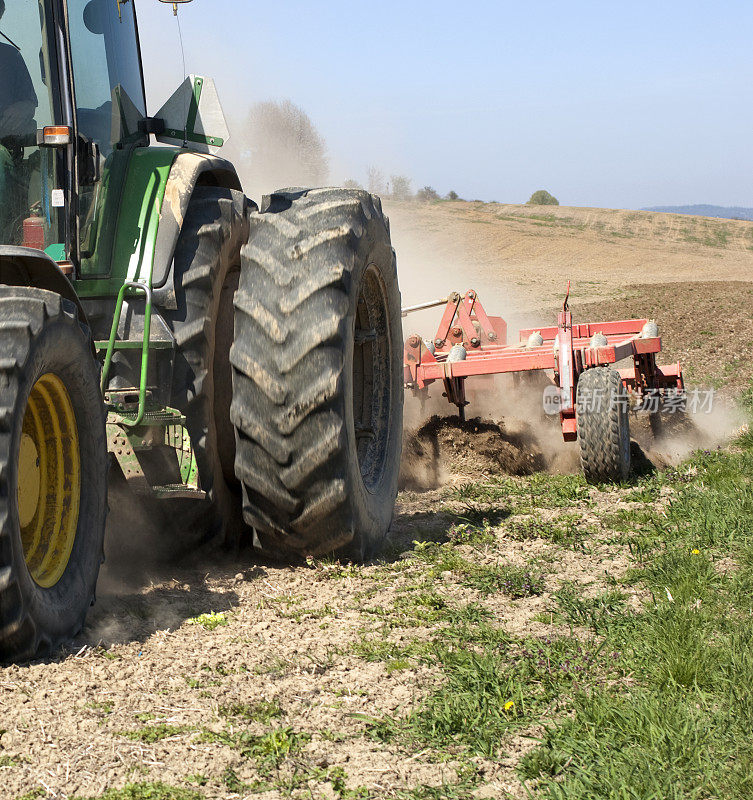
left=38, top=126, right=71, bottom=146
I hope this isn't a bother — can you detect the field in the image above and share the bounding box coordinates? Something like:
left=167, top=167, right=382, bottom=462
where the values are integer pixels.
left=2, top=203, right=752, bottom=800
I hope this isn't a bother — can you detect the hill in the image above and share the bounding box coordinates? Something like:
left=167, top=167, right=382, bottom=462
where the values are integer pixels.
left=386, top=200, right=753, bottom=313
left=643, top=204, right=753, bottom=221
left=388, top=199, right=753, bottom=391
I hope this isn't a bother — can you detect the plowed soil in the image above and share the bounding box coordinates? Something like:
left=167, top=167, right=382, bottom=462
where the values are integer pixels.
left=399, top=415, right=546, bottom=491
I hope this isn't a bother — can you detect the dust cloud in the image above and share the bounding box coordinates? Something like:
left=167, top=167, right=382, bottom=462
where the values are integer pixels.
left=400, top=370, right=748, bottom=491
left=223, top=100, right=329, bottom=202
left=631, top=394, right=748, bottom=466
left=88, top=468, right=236, bottom=648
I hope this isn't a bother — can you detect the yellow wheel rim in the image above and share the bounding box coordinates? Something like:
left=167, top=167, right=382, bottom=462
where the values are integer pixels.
left=18, top=373, right=81, bottom=588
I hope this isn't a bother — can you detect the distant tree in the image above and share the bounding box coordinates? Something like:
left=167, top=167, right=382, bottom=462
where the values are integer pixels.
left=225, top=100, right=328, bottom=197
left=367, top=166, right=387, bottom=195
left=527, top=189, right=559, bottom=206
left=446, top=190, right=460, bottom=201
left=416, top=186, right=440, bottom=202
left=343, top=178, right=363, bottom=189
left=390, top=175, right=413, bottom=201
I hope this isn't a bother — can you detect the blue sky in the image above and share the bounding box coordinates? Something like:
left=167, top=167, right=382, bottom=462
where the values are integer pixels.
left=137, top=0, right=753, bottom=209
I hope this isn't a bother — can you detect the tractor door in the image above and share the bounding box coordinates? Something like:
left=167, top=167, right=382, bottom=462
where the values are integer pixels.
left=65, top=0, right=147, bottom=276
left=0, top=0, right=66, bottom=255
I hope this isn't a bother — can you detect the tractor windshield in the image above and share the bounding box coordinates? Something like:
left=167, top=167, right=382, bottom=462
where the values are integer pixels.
left=0, top=0, right=63, bottom=252
left=67, top=0, right=148, bottom=271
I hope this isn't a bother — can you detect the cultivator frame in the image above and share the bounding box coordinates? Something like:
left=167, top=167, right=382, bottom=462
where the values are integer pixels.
left=403, top=284, right=684, bottom=441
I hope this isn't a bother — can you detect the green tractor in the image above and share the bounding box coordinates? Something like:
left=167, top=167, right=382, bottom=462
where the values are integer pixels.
left=0, top=0, right=403, bottom=662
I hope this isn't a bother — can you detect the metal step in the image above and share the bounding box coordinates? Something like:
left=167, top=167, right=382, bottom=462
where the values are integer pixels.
left=150, top=484, right=207, bottom=501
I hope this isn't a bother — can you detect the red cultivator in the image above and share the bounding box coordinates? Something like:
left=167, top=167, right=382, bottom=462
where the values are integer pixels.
left=403, top=284, right=684, bottom=482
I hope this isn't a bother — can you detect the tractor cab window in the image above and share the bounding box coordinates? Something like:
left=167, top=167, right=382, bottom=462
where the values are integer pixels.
left=67, top=0, right=147, bottom=272
left=0, top=0, right=63, bottom=253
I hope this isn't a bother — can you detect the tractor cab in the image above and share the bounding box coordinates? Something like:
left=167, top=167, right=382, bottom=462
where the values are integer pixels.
left=0, top=0, right=147, bottom=268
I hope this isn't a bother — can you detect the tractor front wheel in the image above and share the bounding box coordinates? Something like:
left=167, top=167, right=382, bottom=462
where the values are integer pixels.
left=0, top=288, right=107, bottom=662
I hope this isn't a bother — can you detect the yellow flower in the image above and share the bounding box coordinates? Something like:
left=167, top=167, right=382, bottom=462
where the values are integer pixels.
left=504, top=701, right=515, bottom=712
left=691, top=549, right=700, bottom=555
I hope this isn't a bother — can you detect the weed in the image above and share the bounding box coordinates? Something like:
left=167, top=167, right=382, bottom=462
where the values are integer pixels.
left=447, top=518, right=497, bottom=545
left=307, top=557, right=362, bottom=580
left=198, top=727, right=310, bottom=774
left=222, top=766, right=248, bottom=793
left=116, top=724, right=189, bottom=743
left=319, top=729, right=348, bottom=742
left=412, top=542, right=544, bottom=597
left=462, top=563, right=544, bottom=598
left=452, top=474, right=590, bottom=510
left=507, top=515, right=593, bottom=549
left=622, top=481, right=661, bottom=503
left=72, top=784, right=203, bottom=800
left=85, top=700, right=114, bottom=714
left=218, top=699, right=282, bottom=723
left=370, top=631, right=614, bottom=758
left=186, top=611, right=228, bottom=630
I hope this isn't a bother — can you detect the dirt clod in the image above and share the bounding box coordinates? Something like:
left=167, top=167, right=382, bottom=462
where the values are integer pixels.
left=400, top=415, right=546, bottom=490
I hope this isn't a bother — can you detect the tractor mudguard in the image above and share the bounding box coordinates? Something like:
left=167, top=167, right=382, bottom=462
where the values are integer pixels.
left=151, top=152, right=243, bottom=309
left=0, top=246, right=89, bottom=330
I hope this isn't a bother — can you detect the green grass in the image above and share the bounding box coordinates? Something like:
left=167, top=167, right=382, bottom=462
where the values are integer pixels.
left=356, top=423, right=753, bottom=800
left=198, top=727, right=310, bottom=774
left=506, top=514, right=595, bottom=549
left=218, top=699, right=282, bottom=723
left=451, top=473, right=590, bottom=510
left=410, top=541, right=544, bottom=598
left=369, top=633, right=615, bottom=757
left=116, top=724, right=190, bottom=743
left=71, top=785, right=203, bottom=800
left=519, top=431, right=753, bottom=798
left=550, top=584, right=628, bottom=633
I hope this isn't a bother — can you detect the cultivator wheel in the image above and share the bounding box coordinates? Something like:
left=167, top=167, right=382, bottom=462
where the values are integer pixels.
left=163, top=186, right=250, bottom=546
left=230, top=188, right=403, bottom=560
left=0, top=288, right=107, bottom=663
left=576, top=366, right=631, bottom=484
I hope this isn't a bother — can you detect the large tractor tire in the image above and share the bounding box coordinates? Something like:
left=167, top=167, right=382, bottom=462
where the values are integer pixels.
left=231, top=188, right=403, bottom=560
left=163, top=186, right=250, bottom=545
left=0, top=287, right=107, bottom=662
left=576, top=366, right=631, bottom=483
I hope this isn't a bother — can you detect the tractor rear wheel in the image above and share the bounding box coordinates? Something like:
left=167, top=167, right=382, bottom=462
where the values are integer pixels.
left=164, top=186, right=250, bottom=545
left=231, top=188, right=403, bottom=559
left=576, top=366, right=631, bottom=483
left=0, top=287, right=107, bottom=662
